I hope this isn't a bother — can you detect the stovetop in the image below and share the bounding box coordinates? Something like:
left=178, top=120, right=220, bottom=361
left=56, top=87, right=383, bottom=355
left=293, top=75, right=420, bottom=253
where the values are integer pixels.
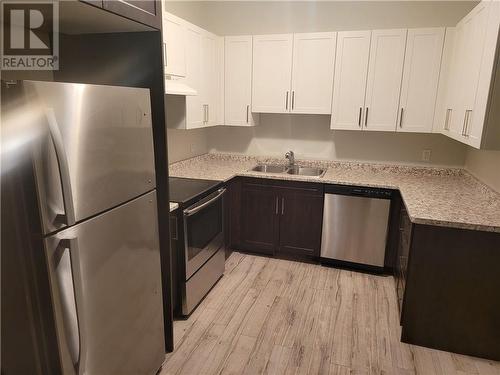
left=169, top=177, right=222, bottom=205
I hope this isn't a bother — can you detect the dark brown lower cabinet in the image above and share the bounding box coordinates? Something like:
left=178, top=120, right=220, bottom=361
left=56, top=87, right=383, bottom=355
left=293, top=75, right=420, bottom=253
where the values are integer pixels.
left=394, top=205, right=412, bottom=318
left=240, top=181, right=279, bottom=255
left=278, top=185, right=324, bottom=257
left=231, top=178, right=324, bottom=259
left=397, top=211, right=500, bottom=361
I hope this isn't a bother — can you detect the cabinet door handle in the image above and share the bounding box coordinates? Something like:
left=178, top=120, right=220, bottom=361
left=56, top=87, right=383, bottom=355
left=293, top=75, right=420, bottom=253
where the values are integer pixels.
left=163, top=43, right=167, bottom=65
left=207, top=104, right=209, bottom=122
left=281, top=197, right=284, bottom=215
left=365, top=107, right=369, bottom=127
left=444, top=108, right=452, bottom=131
left=292, top=91, right=295, bottom=110
left=464, top=109, right=472, bottom=137
left=246, top=105, right=249, bottom=124
left=285, top=91, right=289, bottom=111
left=358, top=107, right=362, bottom=127
left=461, top=111, right=467, bottom=136
left=399, top=108, right=404, bottom=128
left=275, top=197, right=279, bottom=215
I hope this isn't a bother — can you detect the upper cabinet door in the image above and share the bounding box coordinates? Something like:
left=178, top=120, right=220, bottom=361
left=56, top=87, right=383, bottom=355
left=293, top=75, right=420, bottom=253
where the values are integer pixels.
left=225, top=36, right=258, bottom=126
left=397, top=28, right=445, bottom=133
left=185, top=25, right=203, bottom=129
left=446, top=24, right=467, bottom=138
left=201, top=33, right=218, bottom=126
left=433, top=28, right=455, bottom=134
left=290, top=32, right=337, bottom=114
left=252, top=34, right=293, bottom=113
left=163, top=13, right=186, bottom=77
left=460, top=1, right=490, bottom=144
left=330, top=31, right=371, bottom=130
left=103, top=0, right=161, bottom=29
left=364, top=29, right=407, bottom=131
left=216, top=37, right=225, bottom=126
left=468, top=0, right=499, bottom=148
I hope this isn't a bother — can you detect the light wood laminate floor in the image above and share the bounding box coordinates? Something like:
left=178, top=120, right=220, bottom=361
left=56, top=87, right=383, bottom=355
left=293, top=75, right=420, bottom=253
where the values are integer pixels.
left=160, top=252, right=500, bottom=375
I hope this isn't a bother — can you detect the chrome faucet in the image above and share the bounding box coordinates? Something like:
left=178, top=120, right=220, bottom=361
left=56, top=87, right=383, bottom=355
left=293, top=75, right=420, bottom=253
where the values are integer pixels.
left=285, top=150, right=295, bottom=166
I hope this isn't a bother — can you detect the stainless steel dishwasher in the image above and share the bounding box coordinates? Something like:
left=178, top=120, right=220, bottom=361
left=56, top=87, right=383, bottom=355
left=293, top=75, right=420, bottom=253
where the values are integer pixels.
left=321, top=185, right=392, bottom=271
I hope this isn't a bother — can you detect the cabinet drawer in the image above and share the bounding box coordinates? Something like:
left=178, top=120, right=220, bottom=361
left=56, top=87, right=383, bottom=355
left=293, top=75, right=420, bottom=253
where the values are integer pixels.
left=240, top=177, right=323, bottom=195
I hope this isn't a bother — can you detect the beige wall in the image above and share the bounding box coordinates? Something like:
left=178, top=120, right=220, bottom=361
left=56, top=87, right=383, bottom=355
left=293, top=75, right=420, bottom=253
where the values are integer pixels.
left=167, top=128, right=210, bottom=163
left=465, top=149, right=500, bottom=193
left=207, top=114, right=467, bottom=166
left=165, top=1, right=476, bottom=166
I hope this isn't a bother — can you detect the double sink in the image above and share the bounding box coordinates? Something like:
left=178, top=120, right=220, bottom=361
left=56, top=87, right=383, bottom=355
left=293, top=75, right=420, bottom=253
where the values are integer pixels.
left=251, top=164, right=326, bottom=177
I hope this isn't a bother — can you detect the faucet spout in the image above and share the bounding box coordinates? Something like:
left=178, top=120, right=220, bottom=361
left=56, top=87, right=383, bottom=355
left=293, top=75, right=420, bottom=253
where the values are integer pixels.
left=285, top=151, right=295, bottom=166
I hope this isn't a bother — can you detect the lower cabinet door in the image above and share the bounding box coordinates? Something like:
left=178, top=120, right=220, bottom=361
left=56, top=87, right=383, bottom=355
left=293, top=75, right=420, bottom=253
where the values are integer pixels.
left=240, top=182, right=279, bottom=255
left=277, top=186, right=324, bottom=258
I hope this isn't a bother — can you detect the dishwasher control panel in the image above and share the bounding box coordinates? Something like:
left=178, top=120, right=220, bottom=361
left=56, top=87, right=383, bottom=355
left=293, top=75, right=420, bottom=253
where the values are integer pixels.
left=325, top=184, right=394, bottom=199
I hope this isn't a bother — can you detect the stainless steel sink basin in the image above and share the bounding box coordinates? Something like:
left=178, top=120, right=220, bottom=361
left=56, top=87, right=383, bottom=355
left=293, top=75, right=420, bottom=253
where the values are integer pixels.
left=286, top=166, right=326, bottom=177
left=251, top=164, right=288, bottom=173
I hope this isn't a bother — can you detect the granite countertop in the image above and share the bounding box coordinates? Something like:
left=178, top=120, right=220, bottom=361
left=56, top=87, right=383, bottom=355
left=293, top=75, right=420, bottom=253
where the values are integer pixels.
left=169, top=153, right=500, bottom=233
left=169, top=202, right=179, bottom=212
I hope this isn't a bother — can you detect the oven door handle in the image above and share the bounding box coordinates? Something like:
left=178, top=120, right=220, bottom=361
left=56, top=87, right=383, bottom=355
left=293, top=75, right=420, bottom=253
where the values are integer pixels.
left=183, top=188, right=226, bottom=217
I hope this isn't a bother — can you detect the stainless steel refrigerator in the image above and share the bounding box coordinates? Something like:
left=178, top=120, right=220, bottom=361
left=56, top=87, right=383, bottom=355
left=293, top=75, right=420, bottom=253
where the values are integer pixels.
left=2, top=80, right=165, bottom=375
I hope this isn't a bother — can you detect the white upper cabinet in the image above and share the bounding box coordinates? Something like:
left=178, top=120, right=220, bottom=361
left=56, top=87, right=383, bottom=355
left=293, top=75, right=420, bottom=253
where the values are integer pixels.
left=252, top=34, right=294, bottom=113
left=162, top=12, right=186, bottom=77
left=330, top=31, right=371, bottom=130
left=224, top=36, right=259, bottom=126
left=364, top=29, right=407, bottom=131
left=397, top=28, right=445, bottom=133
left=290, top=32, right=337, bottom=114
left=439, top=0, right=500, bottom=149
left=164, top=13, right=224, bottom=130
left=252, top=32, right=336, bottom=114
left=468, top=0, right=500, bottom=149
left=459, top=1, right=491, bottom=146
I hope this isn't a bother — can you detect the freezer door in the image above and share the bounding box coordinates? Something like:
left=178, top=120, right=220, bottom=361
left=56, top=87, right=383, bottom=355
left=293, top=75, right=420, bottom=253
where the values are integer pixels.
left=23, top=80, right=156, bottom=234
left=44, top=191, right=164, bottom=375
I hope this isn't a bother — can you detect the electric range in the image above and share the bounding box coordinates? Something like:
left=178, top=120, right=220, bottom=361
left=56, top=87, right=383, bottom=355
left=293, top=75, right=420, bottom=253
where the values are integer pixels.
left=168, top=177, right=226, bottom=316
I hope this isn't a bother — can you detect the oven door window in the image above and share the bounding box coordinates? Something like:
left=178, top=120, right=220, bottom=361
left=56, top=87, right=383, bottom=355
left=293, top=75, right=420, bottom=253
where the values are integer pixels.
left=184, top=195, right=224, bottom=279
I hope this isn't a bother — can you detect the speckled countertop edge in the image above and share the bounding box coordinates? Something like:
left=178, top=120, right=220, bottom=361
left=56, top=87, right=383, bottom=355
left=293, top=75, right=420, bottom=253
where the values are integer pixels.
left=169, top=153, right=500, bottom=233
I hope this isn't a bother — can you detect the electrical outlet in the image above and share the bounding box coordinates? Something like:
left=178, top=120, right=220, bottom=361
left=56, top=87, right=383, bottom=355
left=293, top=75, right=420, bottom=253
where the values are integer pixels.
left=422, top=149, right=432, bottom=162
left=190, top=143, right=196, bottom=154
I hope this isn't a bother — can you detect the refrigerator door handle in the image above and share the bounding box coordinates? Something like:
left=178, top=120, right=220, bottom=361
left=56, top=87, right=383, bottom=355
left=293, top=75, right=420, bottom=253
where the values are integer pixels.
left=55, top=237, right=87, bottom=375
left=45, top=108, right=76, bottom=226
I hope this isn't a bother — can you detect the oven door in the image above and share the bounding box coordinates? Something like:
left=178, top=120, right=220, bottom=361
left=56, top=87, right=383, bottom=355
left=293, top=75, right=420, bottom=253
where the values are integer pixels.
left=183, top=188, right=225, bottom=280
